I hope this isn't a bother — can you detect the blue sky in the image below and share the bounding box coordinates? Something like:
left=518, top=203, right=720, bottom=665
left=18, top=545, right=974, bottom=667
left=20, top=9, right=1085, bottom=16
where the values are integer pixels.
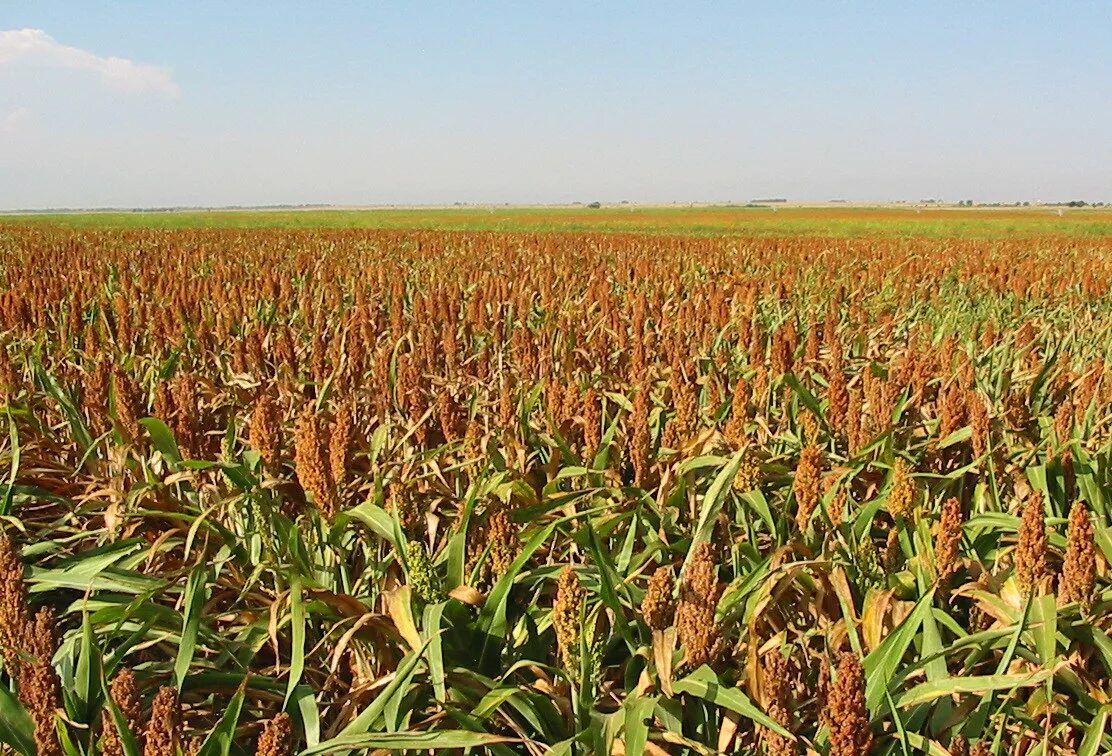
left=1, top=2, right=1109, bottom=208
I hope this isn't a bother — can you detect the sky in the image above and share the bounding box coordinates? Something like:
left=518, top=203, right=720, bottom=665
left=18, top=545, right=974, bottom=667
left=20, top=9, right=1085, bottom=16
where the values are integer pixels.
left=1, top=2, right=1110, bottom=209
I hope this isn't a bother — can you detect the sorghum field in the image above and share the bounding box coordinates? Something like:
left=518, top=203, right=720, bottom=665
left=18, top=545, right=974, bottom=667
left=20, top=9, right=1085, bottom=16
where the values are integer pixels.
left=2, top=213, right=1112, bottom=755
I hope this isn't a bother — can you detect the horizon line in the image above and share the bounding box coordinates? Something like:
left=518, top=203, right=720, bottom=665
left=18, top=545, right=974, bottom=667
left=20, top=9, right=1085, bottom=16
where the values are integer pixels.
left=2, top=198, right=1109, bottom=215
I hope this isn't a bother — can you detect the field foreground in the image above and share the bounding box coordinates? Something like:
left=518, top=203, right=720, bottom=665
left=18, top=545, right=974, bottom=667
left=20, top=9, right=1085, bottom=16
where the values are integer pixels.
left=0, top=221, right=1111, bottom=754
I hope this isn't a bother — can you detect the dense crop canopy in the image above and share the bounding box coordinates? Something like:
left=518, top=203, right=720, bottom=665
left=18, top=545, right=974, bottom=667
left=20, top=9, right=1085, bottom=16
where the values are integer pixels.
left=0, top=223, right=1111, bottom=753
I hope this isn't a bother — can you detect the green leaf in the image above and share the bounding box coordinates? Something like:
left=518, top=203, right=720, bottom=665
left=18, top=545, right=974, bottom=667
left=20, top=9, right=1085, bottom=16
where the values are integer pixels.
left=584, top=523, right=634, bottom=648
left=285, top=577, right=306, bottom=707
left=73, top=612, right=101, bottom=720
left=1031, top=593, right=1058, bottom=667
left=622, top=695, right=656, bottom=755
left=343, top=500, right=397, bottom=546
left=291, top=684, right=321, bottom=747
left=919, top=593, right=947, bottom=683
left=784, top=373, right=824, bottom=421
left=423, top=602, right=447, bottom=703
left=740, top=489, right=777, bottom=535
left=339, top=637, right=434, bottom=737
left=300, top=730, right=516, bottom=754
left=901, top=732, right=955, bottom=756
left=864, top=590, right=933, bottom=715
left=139, top=417, right=182, bottom=466
left=1079, top=705, right=1112, bottom=756
left=195, top=681, right=246, bottom=756
left=684, top=450, right=744, bottom=573
left=468, top=683, right=559, bottom=742
left=937, top=426, right=973, bottom=449
left=174, top=563, right=208, bottom=691
left=56, top=717, right=81, bottom=756
left=28, top=544, right=162, bottom=593
left=479, top=522, right=557, bottom=643
left=896, top=667, right=1058, bottom=708
left=0, top=682, right=34, bottom=756
left=672, top=666, right=791, bottom=738
left=31, top=359, right=94, bottom=454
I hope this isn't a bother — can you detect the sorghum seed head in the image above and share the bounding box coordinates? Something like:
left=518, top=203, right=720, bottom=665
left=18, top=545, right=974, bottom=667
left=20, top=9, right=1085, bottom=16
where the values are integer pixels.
left=581, top=387, right=602, bottom=463
left=793, top=445, right=824, bottom=531
left=294, top=405, right=338, bottom=520
left=732, top=449, right=761, bottom=492
left=485, top=506, right=517, bottom=584
left=249, top=387, right=282, bottom=468
left=404, top=540, right=441, bottom=604
left=825, top=477, right=847, bottom=529
left=1059, top=501, right=1096, bottom=610
left=887, top=459, right=915, bottom=520
left=102, top=668, right=144, bottom=756
left=630, top=384, right=651, bottom=487
left=0, top=531, right=32, bottom=673
left=329, top=400, right=353, bottom=488
left=20, top=660, right=62, bottom=756
left=1054, top=397, right=1073, bottom=445
left=762, top=650, right=793, bottom=755
left=968, top=391, right=989, bottom=459
left=553, top=566, right=585, bottom=675
left=256, top=712, right=293, bottom=756
left=827, top=652, right=872, bottom=756
left=677, top=542, right=723, bottom=669
left=883, top=528, right=904, bottom=573
left=817, top=656, right=832, bottom=730
left=143, top=686, right=181, bottom=756
left=1015, top=491, right=1050, bottom=596
left=112, top=367, right=144, bottom=444
left=935, top=497, right=964, bottom=585
left=641, top=566, right=675, bottom=631
left=724, top=377, right=752, bottom=447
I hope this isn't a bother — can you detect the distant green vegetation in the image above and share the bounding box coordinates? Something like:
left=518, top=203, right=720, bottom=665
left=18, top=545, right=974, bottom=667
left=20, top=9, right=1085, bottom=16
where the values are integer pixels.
left=4, top=204, right=1112, bottom=237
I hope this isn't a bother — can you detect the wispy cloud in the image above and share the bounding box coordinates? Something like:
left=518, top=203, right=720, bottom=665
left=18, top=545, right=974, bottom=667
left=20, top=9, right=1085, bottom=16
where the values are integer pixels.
left=0, top=28, right=179, bottom=96
left=0, top=106, right=31, bottom=134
